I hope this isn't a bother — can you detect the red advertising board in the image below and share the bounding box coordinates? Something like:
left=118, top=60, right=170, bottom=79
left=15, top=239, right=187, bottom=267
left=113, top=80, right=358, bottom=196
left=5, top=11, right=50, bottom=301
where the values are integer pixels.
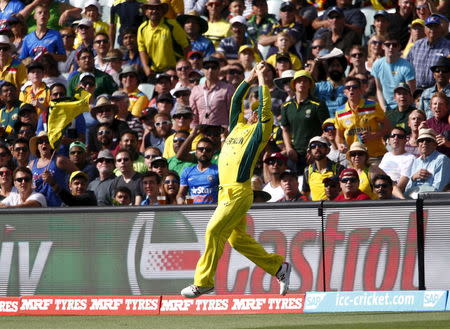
left=160, top=294, right=305, bottom=315
left=0, top=297, right=20, bottom=315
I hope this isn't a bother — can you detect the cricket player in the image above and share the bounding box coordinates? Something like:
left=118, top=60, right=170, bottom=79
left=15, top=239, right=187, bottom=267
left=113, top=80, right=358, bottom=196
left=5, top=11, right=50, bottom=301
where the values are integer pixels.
left=181, top=63, right=291, bottom=298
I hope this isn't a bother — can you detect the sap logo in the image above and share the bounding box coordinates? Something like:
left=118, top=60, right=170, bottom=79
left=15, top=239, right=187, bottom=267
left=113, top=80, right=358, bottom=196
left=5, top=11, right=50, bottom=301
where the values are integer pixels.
left=304, top=293, right=326, bottom=310
left=423, top=291, right=445, bottom=308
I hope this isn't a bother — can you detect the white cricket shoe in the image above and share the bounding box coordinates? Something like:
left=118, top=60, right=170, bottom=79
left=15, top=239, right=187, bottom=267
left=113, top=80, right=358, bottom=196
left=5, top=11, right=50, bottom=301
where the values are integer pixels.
left=276, top=262, right=291, bottom=296
left=181, top=285, right=214, bottom=298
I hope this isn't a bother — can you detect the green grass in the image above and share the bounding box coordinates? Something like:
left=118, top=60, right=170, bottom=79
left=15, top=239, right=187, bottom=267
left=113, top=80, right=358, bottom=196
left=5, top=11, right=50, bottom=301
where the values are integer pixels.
left=1, top=312, right=450, bottom=329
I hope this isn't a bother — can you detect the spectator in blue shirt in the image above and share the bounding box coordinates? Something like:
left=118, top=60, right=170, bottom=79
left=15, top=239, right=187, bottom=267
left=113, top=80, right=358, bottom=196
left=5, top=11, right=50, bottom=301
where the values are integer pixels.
left=20, top=4, right=65, bottom=62
left=0, top=0, right=24, bottom=24
left=177, top=137, right=219, bottom=204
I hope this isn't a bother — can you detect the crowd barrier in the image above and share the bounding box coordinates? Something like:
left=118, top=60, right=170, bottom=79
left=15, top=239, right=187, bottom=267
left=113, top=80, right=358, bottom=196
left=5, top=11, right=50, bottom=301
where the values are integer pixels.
left=0, top=198, right=449, bottom=315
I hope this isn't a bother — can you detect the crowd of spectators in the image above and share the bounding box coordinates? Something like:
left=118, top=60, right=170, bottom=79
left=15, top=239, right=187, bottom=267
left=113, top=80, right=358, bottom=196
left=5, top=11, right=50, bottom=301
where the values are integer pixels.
left=0, top=0, right=448, bottom=207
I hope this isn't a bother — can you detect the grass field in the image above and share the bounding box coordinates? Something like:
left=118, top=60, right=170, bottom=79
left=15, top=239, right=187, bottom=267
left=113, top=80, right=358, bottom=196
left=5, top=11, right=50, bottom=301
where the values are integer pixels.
left=2, top=312, right=450, bottom=329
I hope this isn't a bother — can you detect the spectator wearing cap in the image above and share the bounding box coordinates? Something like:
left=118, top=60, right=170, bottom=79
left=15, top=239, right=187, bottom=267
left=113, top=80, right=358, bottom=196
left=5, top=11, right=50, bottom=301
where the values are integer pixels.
left=237, top=45, right=258, bottom=76
left=68, top=141, right=98, bottom=182
left=119, top=67, right=146, bottom=103
left=217, top=16, right=254, bottom=60
left=422, top=92, right=450, bottom=157
left=346, top=141, right=389, bottom=199
left=114, top=130, right=147, bottom=174
left=0, top=167, right=46, bottom=208
left=314, top=56, right=348, bottom=117
left=266, top=32, right=302, bottom=71
left=0, top=82, right=21, bottom=135
left=163, top=104, right=198, bottom=158
left=302, top=136, right=345, bottom=201
left=246, top=0, right=277, bottom=41
left=148, top=73, right=172, bottom=107
left=87, top=95, right=130, bottom=154
left=177, top=11, right=215, bottom=57
left=121, top=28, right=142, bottom=68
left=386, top=82, right=416, bottom=133
left=334, top=168, right=371, bottom=201
left=407, top=15, right=450, bottom=89
left=190, top=56, right=235, bottom=127
left=29, top=131, right=78, bottom=207
left=372, top=33, right=416, bottom=111
left=142, top=112, right=173, bottom=154
left=68, top=48, right=118, bottom=98
left=312, top=0, right=366, bottom=36
left=203, top=0, right=231, bottom=48
left=322, top=117, right=347, bottom=166
left=322, top=176, right=340, bottom=200
left=109, top=0, right=144, bottom=47
left=403, top=128, right=450, bottom=197
left=137, top=0, right=189, bottom=77
left=262, top=152, right=287, bottom=202
left=88, top=149, right=116, bottom=206
left=171, top=86, right=191, bottom=108
left=16, top=103, right=38, bottom=131
left=105, top=49, right=124, bottom=85
left=258, top=1, right=304, bottom=59
left=418, top=57, right=450, bottom=118
left=155, top=92, right=175, bottom=116
left=313, top=7, right=361, bottom=55
left=370, top=10, right=390, bottom=39
left=77, top=72, right=96, bottom=107
left=177, top=137, right=219, bottom=204
left=379, top=127, right=415, bottom=189
left=187, top=50, right=204, bottom=72
left=335, top=77, right=390, bottom=161
left=73, top=18, right=95, bottom=52
left=402, top=19, right=425, bottom=59
left=110, top=90, right=144, bottom=142
left=19, top=62, right=50, bottom=115
left=0, top=35, right=26, bottom=89
left=20, top=5, right=66, bottom=63
left=110, top=148, right=144, bottom=204
left=93, top=33, right=111, bottom=72
left=149, top=156, right=169, bottom=178
left=281, top=70, right=329, bottom=174
left=44, top=170, right=97, bottom=206
left=277, top=170, right=307, bottom=202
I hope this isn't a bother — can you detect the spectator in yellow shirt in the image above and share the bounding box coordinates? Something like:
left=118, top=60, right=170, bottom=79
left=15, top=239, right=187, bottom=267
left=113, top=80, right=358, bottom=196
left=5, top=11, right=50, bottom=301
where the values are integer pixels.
left=19, top=62, right=50, bottom=115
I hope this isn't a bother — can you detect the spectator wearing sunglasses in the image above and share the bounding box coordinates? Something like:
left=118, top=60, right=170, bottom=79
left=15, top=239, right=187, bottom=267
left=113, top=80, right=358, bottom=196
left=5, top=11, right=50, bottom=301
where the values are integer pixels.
left=303, top=136, right=345, bottom=201
left=334, top=168, right=371, bottom=201
left=372, top=174, right=395, bottom=200
left=88, top=149, right=116, bottom=206
left=150, top=156, right=169, bottom=179
left=0, top=166, right=47, bottom=208
left=262, top=152, right=288, bottom=202
left=12, top=138, right=31, bottom=168
left=162, top=171, right=180, bottom=204
left=0, top=165, right=13, bottom=201
left=143, top=146, right=162, bottom=171
left=114, top=130, right=147, bottom=174
left=142, top=112, right=173, bottom=154
left=379, top=127, right=415, bottom=192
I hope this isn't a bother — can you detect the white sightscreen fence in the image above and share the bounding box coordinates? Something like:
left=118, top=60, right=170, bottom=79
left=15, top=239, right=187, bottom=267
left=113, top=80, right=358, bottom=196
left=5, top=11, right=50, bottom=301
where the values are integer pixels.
left=0, top=200, right=446, bottom=296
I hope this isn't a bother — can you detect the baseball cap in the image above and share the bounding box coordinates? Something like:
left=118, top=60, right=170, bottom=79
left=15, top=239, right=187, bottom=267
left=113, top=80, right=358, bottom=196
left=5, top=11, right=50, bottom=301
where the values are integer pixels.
left=187, top=50, right=203, bottom=59
left=203, top=55, right=220, bottom=66
left=110, top=90, right=128, bottom=100
left=27, top=61, right=44, bottom=72
left=69, top=171, right=88, bottom=183
left=327, top=6, right=344, bottom=18
left=151, top=156, right=168, bottom=165
left=425, top=15, right=441, bottom=26
left=394, top=82, right=411, bottom=95
left=79, top=72, right=95, bottom=82
left=155, top=73, right=171, bottom=82
left=280, top=169, right=297, bottom=179
left=230, top=15, right=247, bottom=26
left=374, top=10, right=388, bottom=19
left=263, top=152, right=287, bottom=164
left=96, top=149, right=114, bottom=162
left=83, top=0, right=100, bottom=12
left=69, top=141, right=86, bottom=151
left=77, top=18, right=93, bottom=28
left=410, top=18, right=425, bottom=27
left=339, top=168, right=359, bottom=179
left=18, top=103, right=36, bottom=116
left=140, top=107, right=157, bottom=120
left=280, top=1, right=295, bottom=11
left=172, top=104, right=193, bottom=117
left=323, top=175, right=339, bottom=185
left=322, top=118, right=336, bottom=128
left=308, top=136, right=330, bottom=148
left=156, top=92, right=174, bottom=103
left=276, top=52, right=291, bottom=62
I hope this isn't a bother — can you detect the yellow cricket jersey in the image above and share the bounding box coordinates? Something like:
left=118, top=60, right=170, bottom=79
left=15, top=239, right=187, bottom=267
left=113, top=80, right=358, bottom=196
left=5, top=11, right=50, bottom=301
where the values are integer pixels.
left=266, top=52, right=302, bottom=71
left=0, top=58, right=27, bottom=90
left=163, top=131, right=202, bottom=159
left=19, top=84, right=50, bottom=115
left=162, top=0, right=184, bottom=19
left=204, top=20, right=231, bottom=48
left=218, top=81, right=273, bottom=187
left=137, top=18, right=189, bottom=72
left=334, top=99, right=387, bottom=157
left=128, top=89, right=149, bottom=117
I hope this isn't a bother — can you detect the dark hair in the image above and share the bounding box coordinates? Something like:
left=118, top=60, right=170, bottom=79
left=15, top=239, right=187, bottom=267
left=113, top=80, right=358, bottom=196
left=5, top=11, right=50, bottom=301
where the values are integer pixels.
left=385, top=33, right=399, bottom=43
left=391, top=126, right=407, bottom=135
left=115, top=148, right=132, bottom=159
left=37, top=53, right=60, bottom=77
left=175, top=130, right=190, bottom=136
left=13, top=138, right=29, bottom=147
left=142, top=171, right=162, bottom=184
left=76, top=47, right=94, bottom=60
left=0, top=81, right=16, bottom=91
left=120, top=129, right=139, bottom=140
left=49, top=83, right=67, bottom=93
left=13, top=166, right=32, bottom=179
left=372, top=174, right=393, bottom=187
left=163, top=170, right=180, bottom=182
left=114, top=186, right=132, bottom=198
left=344, top=76, right=361, bottom=87
left=94, top=32, right=109, bottom=41
left=265, top=63, right=277, bottom=77
left=197, top=137, right=214, bottom=146
left=122, top=27, right=138, bottom=36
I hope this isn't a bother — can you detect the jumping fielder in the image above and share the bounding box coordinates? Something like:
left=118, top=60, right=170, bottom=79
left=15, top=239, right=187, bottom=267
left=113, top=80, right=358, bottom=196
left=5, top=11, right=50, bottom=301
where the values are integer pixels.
left=181, top=62, right=291, bottom=298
